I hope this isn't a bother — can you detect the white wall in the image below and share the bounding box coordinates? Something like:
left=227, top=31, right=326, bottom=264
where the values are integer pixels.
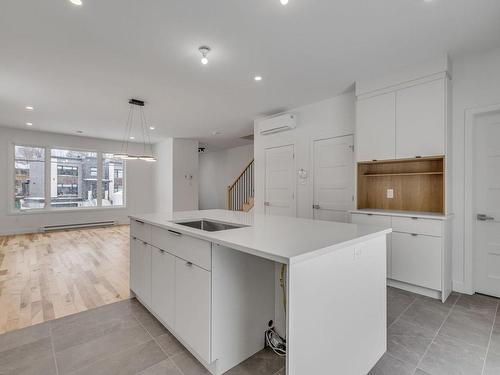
left=154, top=138, right=199, bottom=214
left=0, top=126, right=155, bottom=235
left=254, top=92, right=356, bottom=218
left=450, top=47, right=500, bottom=292
left=253, top=92, right=355, bottom=337
left=199, top=144, right=254, bottom=210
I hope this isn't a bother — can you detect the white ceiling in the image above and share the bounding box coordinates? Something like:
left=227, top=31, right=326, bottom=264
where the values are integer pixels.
left=1, top=0, right=499, bottom=148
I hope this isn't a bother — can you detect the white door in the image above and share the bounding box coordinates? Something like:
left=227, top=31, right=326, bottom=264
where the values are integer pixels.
left=151, top=247, right=175, bottom=328
left=356, top=92, right=396, bottom=162
left=264, top=144, right=295, bottom=216
left=313, top=135, right=354, bottom=222
left=474, top=110, right=500, bottom=298
left=130, top=238, right=152, bottom=306
left=396, top=79, right=446, bottom=159
left=175, top=258, right=211, bottom=363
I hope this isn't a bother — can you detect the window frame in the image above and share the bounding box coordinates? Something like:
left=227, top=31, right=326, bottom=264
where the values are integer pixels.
left=9, top=142, right=127, bottom=214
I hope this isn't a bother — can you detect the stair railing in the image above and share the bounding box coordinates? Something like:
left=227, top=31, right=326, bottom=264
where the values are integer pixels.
left=227, top=159, right=254, bottom=211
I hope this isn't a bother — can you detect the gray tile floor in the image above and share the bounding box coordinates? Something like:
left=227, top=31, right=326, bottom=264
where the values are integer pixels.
left=0, top=287, right=498, bottom=375
left=371, top=287, right=500, bottom=375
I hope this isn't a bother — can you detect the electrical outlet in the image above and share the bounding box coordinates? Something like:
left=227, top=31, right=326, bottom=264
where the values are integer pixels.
left=387, top=189, right=394, bottom=199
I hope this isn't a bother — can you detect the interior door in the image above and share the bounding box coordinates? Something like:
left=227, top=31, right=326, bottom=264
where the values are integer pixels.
left=313, top=135, right=354, bottom=222
left=264, top=144, right=295, bottom=216
left=474, top=110, right=500, bottom=298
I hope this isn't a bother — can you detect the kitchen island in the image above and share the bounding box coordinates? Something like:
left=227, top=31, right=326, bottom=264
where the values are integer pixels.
left=129, top=209, right=391, bottom=375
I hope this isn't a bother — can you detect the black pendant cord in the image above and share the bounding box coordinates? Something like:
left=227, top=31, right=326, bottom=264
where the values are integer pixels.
left=120, top=105, right=133, bottom=155
left=140, top=107, right=154, bottom=157
left=140, top=107, right=147, bottom=156
left=126, top=105, right=135, bottom=156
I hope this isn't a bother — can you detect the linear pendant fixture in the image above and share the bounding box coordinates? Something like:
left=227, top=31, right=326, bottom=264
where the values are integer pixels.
left=114, top=99, right=157, bottom=162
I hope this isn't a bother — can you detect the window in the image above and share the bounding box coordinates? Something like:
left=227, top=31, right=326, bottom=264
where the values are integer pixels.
left=51, top=149, right=98, bottom=208
left=12, top=144, right=125, bottom=212
left=102, top=154, right=124, bottom=206
left=14, top=145, right=45, bottom=210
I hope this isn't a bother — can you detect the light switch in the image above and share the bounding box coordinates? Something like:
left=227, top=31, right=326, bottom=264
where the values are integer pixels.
left=387, top=189, right=394, bottom=199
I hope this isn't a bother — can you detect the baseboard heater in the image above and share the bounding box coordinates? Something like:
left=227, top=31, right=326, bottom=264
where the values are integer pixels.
left=41, top=220, right=116, bottom=232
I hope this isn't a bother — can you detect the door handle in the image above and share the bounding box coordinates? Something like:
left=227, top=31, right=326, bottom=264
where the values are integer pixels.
left=312, top=204, right=320, bottom=209
left=477, top=214, right=495, bottom=221
left=264, top=202, right=270, bottom=207
left=168, top=229, right=182, bottom=236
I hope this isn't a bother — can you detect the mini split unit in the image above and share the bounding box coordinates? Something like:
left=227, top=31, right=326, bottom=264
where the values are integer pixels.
left=258, top=114, right=297, bottom=135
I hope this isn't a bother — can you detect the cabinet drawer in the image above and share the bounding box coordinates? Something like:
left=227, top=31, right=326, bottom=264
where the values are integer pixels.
left=351, top=213, right=393, bottom=278
left=392, top=232, right=442, bottom=290
left=131, top=219, right=151, bottom=243
left=392, top=216, right=442, bottom=237
left=151, top=226, right=211, bottom=271
left=351, top=213, right=391, bottom=227
left=175, top=258, right=211, bottom=363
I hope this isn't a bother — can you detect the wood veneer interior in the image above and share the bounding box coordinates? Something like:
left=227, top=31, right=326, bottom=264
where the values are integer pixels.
left=357, top=156, right=445, bottom=213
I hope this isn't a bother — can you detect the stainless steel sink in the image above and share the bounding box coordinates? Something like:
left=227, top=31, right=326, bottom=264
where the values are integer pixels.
left=175, top=220, right=244, bottom=232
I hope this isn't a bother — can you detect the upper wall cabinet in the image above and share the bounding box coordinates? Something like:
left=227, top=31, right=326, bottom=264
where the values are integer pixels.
left=356, top=92, right=396, bottom=162
left=396, top=79, right=446, bottom=159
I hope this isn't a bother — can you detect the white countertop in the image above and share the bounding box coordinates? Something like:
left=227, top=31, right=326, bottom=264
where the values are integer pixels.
left=129, top=210, right=391, bottom=264
left=350, top=209, right=451, bottom=220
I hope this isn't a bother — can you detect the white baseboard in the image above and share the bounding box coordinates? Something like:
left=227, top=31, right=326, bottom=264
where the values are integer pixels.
left=387, top=279, right=441, bottom=300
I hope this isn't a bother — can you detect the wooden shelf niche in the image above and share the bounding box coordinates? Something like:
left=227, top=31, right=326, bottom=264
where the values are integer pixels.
left=357, top=156, right=445, bottom=213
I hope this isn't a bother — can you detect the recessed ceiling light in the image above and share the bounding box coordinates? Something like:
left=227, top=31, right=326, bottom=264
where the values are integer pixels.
left=149, top=126, right=155, bottom=130
left=69, top=0, right=83, bottom=5
left=280, top=0, right=289, bottom=5
left=129, top=136, right=135, bottom=140
left=26, top=122, right=33, bottom=126
left=254, top=76, right=263, bottom=81
left=423, top=0, right=433, bottom=2
left=199, top=46, right=211, bottom=65
left=25, top=106, right=34, bottom=111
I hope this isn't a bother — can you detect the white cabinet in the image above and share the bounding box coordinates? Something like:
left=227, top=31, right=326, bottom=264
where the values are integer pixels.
left=391, top=232, right=442, bottom=290
left=175, top=258, right=211, bottom=363
left=350, top=211, right=451, bottom=301
left=151, top=247, right=175, bottom=329
left=130, top=237, right=152, bottom=307
left=351, top=213, right=393, bottom=278
left=396, top=79, right=446, bottom=158
left=356, top=92, right=396, bottom=162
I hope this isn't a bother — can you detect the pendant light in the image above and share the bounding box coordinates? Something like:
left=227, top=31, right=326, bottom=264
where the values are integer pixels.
left=114, top=99, right=157, bottom=162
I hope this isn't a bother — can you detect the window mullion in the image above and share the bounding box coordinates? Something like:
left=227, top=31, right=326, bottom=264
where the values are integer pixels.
left=97, top=152, right=103, bottom=207
left=45, top=146, right=51, bottom=209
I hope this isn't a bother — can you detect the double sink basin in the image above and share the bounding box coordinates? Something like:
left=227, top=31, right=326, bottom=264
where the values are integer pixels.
left=175, top=219, right=245, bottom=232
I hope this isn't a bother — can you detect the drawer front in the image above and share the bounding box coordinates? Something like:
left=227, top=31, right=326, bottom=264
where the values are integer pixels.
left=131, top=219, right=151, bottom=243
left=151, top=226, right=211, bottom=270
left=351, top=213, right=393, bottom=278
left=392, top=232, right=442, bottom=290
left=351, top=213, right=392, bottom=227
left=392, top=216, right=442, bottom=237
left=175, top=258, right=211, bottom=363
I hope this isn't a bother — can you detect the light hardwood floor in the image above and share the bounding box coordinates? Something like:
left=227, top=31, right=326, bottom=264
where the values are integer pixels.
left=0, top=225, right=130, bottom=334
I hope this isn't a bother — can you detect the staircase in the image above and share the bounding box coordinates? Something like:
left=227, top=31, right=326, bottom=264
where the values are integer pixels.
left=227, top=159, right=254, bottom=212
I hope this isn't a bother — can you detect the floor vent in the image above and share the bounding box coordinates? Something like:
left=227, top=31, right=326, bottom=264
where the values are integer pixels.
left=41, top=221, right=116, bottom=232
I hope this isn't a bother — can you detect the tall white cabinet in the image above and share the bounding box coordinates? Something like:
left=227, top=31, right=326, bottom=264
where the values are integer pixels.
left=353, top=57, right=453, bottom=302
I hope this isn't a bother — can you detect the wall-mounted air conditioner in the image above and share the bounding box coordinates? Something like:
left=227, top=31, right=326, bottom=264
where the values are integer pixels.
left=258, top=114, right=297, bottom=135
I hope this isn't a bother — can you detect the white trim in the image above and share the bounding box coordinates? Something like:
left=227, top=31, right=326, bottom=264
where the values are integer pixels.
left=387, top=279, right=441, bottom=300
left=463, top=102, right=500, bottom=294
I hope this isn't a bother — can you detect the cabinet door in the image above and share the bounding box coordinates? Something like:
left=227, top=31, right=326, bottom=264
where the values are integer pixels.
left=396, top=79, right=446, bottom=158
left=175, top=258, right=211, bottom=363
left=130, top=238, right=152, bottom=306
left=356, top=92, right=396, bottom=162
left=151, top=247, right=175, bottom=328
left=392, top=232, right=442, bottom=290
left=351, top=214, right=393, bottom=278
